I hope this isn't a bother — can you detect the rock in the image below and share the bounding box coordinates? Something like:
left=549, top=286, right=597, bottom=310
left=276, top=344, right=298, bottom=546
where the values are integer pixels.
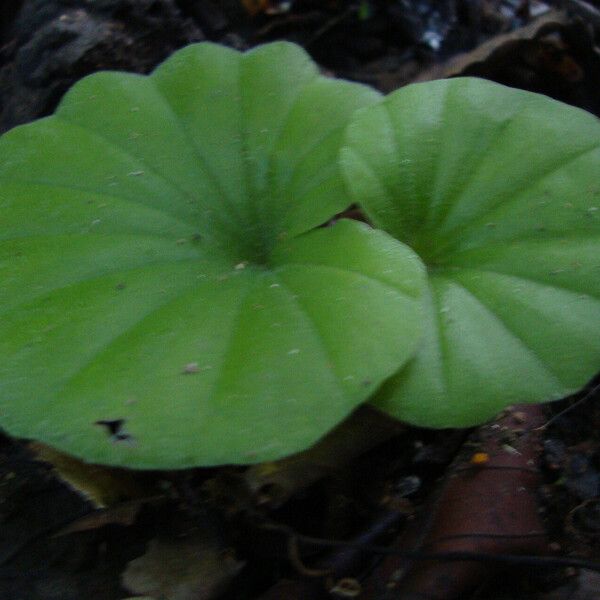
left=0, top=0, right=204, bottom=132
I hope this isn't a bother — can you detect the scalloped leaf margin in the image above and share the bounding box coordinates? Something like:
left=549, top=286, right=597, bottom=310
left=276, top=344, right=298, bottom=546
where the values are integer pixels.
left=0, top=42, right=426, bottom=468
left=341, top=77, right=600, bottom=427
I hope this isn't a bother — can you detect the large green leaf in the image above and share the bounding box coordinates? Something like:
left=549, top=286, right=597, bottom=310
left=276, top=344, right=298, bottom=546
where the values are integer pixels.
left=341, top=77, right=600, bottom=427
left=0, top=42, right=425, bottom=468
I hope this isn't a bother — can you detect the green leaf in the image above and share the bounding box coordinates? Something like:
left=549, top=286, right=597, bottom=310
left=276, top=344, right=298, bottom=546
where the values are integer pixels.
left=341, top=77, right=600, bottom=427
left=0, top=42, right=425, bottom=467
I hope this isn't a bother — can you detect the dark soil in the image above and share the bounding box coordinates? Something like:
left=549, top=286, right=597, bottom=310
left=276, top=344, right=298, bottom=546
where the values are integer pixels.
left=1, top=1, right=599, bottom=599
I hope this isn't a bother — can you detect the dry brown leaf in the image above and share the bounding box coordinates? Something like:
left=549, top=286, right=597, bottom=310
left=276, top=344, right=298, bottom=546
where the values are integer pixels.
left=29, top=441, right=154, bottom=507
left=54, top=496, right=165, bottom=537
left=122, top=532, right=244, bottom=600
left=415, top=10, right=570, bottom=82
left=243, top=405, right=404, bottom=508
left=361, top=405, right=549, bottom=600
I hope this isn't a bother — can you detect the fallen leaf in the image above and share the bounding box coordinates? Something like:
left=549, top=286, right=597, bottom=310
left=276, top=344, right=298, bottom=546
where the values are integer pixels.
left=29, top=441, right=153, bottom=507
left=243, top=405, right=404, bottom=508
left=361, top=405, right=549, bottom=600
left=122, top=532, right=244, bottom=600
left=415, top=10, right=571, bottom=82
left=54, top=496, right=165, bottom=537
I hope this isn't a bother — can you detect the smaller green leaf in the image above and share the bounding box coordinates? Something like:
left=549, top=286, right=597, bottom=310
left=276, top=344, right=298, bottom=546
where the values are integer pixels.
left=341, top=77, right=600, bottom=427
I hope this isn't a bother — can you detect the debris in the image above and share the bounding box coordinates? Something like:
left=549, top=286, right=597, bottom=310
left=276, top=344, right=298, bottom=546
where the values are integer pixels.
left=122, top=532, right=244, bottom=600
left=360, top=405, right=549, bottom=600
left=29, top=442, right=152, bottom=508
left=54, top=496, right=165, bottom=537
left=243, top=405, right=404, bottom=509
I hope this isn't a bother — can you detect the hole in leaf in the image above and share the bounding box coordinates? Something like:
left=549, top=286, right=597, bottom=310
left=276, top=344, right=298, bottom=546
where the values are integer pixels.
left=95, top=419, right=136, bottom=445
left=95, top=419, right=125, bottom=436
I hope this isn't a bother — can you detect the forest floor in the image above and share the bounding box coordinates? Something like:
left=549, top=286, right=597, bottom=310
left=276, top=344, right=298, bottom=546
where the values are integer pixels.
left=0, top=1, right=599, bottom=599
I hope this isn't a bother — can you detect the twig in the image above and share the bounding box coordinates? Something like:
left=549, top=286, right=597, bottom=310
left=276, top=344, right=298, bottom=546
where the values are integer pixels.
left=262, top=521, right=600, bottom=573
left=536, top=381, right=600, bottom=431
